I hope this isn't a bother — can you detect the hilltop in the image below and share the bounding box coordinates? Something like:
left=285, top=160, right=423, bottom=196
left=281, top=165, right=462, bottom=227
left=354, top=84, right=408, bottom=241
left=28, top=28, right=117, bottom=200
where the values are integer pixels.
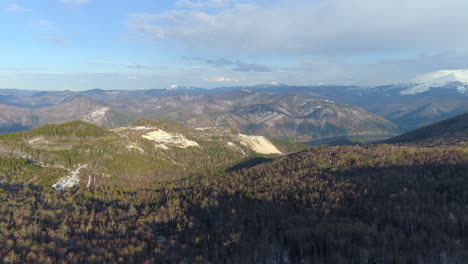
left=0, top=118, right=299, bottom=189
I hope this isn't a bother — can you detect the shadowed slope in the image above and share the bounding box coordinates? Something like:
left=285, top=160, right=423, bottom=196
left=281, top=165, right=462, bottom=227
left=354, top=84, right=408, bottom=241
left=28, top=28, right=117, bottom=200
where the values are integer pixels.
left=385, top=112, right=468, bottom=145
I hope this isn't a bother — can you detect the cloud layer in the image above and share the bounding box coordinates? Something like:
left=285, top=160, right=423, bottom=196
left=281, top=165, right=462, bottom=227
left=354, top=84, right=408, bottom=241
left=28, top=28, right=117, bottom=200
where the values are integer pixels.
left=4, top=0, right=468, bottom=90
left=128, top=0, right=468, bottom=56
left=60, top=0, right=89, bottom=5
left=6, top=4, right=32, bottom=12
left=182, top=57, right=271, bottom=72
left=40, top=35, right=65, bottom=44
left=203, top=76, right=239, bottom=82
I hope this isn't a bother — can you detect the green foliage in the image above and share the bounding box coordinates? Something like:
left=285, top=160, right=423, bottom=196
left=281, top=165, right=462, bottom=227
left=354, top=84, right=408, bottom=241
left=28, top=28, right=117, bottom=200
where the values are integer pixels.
left=0, top=119, right=260, bottom=188
left=0, top=144, right=467, bottom=263
left=24, top=121, right=111, bottom=138
left=0, top=157, right=65, bottom=185
left=269, top=138, right=310, bottom=153
left=1, top=119, right=468, bottom=262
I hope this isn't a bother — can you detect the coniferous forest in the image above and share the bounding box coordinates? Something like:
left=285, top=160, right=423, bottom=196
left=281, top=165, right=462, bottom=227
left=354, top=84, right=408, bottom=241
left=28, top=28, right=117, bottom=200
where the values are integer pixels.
left=1, top=142, right=468, bottom=263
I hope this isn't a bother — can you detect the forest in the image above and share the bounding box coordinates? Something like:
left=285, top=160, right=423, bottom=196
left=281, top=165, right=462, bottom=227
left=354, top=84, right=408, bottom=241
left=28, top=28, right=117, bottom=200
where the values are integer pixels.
left=0, top=142, right=467, bottom=263
left=3, top=0, right=468, bottom=262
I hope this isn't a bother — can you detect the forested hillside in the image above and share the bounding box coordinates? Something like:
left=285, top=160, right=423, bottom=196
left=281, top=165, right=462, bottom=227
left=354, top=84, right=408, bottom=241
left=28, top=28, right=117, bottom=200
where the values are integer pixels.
left=0, top=119, right=291, bottom=189
left=1, top=142, right=467, bottom=263
left=385, top=112, right=468, bottom=146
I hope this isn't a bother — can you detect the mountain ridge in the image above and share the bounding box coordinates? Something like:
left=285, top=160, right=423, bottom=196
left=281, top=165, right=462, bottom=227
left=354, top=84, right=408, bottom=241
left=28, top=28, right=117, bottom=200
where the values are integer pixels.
left=0, top=72, right=466, bottom=138
left=384, top=112, right=468, bottom=146
left=402, top=69, right=468, bottom=95
left=0, top=89, right=397, bottom=141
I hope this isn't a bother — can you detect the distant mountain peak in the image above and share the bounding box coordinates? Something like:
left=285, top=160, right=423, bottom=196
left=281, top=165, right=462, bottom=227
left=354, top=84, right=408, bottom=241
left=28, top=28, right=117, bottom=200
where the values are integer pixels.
left=402, top=69, right=468, bottom=95
left=410, top=70, right=468, bottom=83
left=166, top=84, right=180, bottom=90
left=250, top=82, right=288, bottom=88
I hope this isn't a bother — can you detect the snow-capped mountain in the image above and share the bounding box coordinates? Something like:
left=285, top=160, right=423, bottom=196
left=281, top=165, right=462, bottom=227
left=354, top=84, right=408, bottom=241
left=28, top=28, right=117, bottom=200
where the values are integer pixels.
left=401, top=69, right=468, bottom=95
left=165, top=84, right=181, bottom=90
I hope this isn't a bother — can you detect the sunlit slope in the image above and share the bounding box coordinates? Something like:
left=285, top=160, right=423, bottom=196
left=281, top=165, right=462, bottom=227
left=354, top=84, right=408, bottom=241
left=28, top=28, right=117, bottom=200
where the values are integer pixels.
left=0, top=118, right=291, bottom=188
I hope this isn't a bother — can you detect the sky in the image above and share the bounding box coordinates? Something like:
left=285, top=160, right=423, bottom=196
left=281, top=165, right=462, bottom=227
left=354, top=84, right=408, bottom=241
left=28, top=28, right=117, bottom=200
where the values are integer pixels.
left=2, top=0, right=468, bottom=90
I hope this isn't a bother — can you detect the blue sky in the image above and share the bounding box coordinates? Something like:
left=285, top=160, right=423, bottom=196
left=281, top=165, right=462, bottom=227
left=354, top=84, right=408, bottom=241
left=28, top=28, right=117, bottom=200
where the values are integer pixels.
left=2, top=0, right=468, bottom=90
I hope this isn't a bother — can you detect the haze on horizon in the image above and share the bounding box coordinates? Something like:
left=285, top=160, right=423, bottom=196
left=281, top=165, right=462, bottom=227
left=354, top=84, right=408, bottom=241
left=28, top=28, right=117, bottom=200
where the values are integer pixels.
left=2, top=0, right=468, bottom=90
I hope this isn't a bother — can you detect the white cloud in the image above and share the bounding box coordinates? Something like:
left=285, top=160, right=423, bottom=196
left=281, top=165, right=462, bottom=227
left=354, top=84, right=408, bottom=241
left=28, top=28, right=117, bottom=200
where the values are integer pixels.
left=40, top=35, right=65, bottom=44
left=87, top=61, right=154, bottom=70
left=203, top=76, right=239, bottom=82
left=127, top=0, right=468, bottom=56
left=88, top=60, right=115, bottom=66
left=60, top=0, right=89, bottom=5
left=33, top=19, right=55, bottom=29
left=6, top=4, right=32, bottom=12
left=175, top=0, right=230, bottom=9
left=187, top=68, right=204, bottom=72
left=0, top=67, right=23, bottom=71
left=127, top=63, right=152, bottom=70
left=182, top=56, right=272, bottom=72
left=0, top=72, right=183, bottom=91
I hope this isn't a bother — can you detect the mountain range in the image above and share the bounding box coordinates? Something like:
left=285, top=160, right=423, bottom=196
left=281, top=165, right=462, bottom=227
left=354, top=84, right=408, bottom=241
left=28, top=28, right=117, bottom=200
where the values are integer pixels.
left=0, top=69, right=466, bottom=142
left=0, top=88, right=397, bottom=142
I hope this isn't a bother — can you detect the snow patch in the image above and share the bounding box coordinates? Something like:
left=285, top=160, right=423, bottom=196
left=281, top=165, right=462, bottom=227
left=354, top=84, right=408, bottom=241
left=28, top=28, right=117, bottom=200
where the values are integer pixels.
left=83, top=107, right=109, bottom=123
left=52, top=164, right=87, bottom=191
left=112, top=126, right=154, bottom=132
left=196, top=127, right=215, bottom=131
left=401, top=83, right=433, bottom=95
left=263, top=113, right=285, bottom=127
left=322, top=99, right=335, bottom=104
left=126, top=144, right=145, bottom=153
left=142, top=129, right=199, bottom=148
left=238, top=134, right=282, bottom=155
left=86, top=175, right=92, bottom=188
left=167, top=84, right=179, bottom=90
left=28, top=137, right=44, bottom=144
left=155, top=144, right=169, bottom=150
left=226, top=141, right=247, bottom=155
left=130, top=126, right=154, bottom=130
